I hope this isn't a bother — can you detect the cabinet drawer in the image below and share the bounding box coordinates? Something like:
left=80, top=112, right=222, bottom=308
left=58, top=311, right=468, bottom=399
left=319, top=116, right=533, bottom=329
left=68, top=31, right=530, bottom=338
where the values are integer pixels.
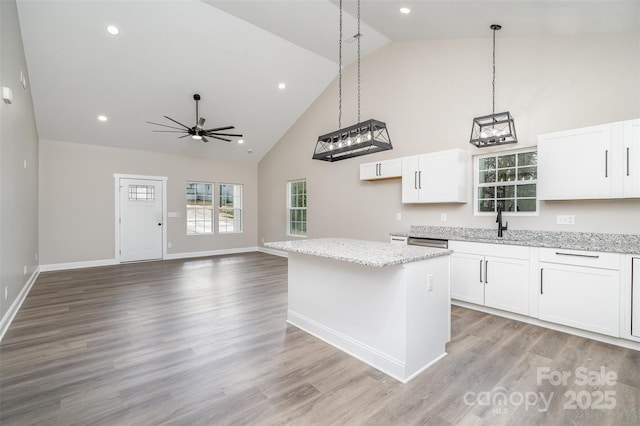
left=539, top=248, right=621, bottom=269
left=449, top=241, right=529, bottom=260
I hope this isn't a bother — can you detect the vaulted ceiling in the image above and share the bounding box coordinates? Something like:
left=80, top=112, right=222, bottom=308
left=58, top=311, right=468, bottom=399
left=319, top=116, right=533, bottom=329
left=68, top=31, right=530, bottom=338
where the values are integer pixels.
left=16, top=0, right=639, bottom=163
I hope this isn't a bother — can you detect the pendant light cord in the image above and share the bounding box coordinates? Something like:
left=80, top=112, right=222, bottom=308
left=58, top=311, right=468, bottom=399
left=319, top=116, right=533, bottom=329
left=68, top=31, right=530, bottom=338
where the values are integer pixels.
left=338, top=0, right=343, bottom=129
left=492, top=26, right=496, bottom=116
left=357, top=0, right=361, bottom=124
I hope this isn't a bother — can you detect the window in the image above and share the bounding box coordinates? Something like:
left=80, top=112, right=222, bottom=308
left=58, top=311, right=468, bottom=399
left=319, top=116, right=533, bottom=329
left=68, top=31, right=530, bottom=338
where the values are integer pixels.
left=287, top=179, right=307, bottom=236
left=187, top=181, right=213, bottom=234
left=219, top=184, right=243, bottom=233
left=128, top=185, right=155, bottom=201
left=475, top=149, right=538, bottom=214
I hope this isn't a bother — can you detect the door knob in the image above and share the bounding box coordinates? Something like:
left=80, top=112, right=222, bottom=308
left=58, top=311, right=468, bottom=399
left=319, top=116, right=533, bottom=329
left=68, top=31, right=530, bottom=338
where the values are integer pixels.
left=158, top=223, right=162, bottom=226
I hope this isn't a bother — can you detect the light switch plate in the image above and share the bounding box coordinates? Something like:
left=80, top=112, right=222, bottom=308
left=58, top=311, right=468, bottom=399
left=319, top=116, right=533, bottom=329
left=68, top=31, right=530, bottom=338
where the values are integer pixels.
left=557, top=215, right=575, bottom=225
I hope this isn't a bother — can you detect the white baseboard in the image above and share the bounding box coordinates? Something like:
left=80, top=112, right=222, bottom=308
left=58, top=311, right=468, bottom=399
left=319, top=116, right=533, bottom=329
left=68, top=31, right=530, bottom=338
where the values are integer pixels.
left=164, top=246, right=258, bottom=260
left=452, top=300, right=640, bottom=351
left=0, top=267, right=40, bottom=342
left=39, top=258, right=117, bottom=272
left=258, top=247, right=288, bottom=258
left=40, top=247, right=261, bottom=271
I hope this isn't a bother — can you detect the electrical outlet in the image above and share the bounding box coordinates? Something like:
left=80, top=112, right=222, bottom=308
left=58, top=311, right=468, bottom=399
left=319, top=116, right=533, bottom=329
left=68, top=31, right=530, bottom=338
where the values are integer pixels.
left=396, top=213, right=402, bottom=221
left=167, top=242, right=172, bottom=249
left=23, top=160, right=27, bottom=169
left=35, top=253, right=38, bottom=261
left=440, top=213, right=447, bottom=222
left=4, top=287, right=8, bottom=300
left=557, top=215, right=575, bottom=225
left=23, top=265, right=27, bottom=276
left=426, top=274, right=434, bottom=292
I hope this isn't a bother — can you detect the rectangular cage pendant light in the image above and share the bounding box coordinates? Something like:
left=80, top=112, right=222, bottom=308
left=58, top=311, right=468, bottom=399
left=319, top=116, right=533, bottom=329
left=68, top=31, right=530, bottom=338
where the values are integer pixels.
left=313, top=119, right=392, bottom=162
left=469, top=111, right=517, bottom=148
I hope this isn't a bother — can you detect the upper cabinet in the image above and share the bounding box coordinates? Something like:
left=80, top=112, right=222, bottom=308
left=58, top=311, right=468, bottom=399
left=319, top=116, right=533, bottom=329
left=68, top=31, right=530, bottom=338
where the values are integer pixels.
left=359, top=158, right=402, bottom=181
left=538, top=118, right=640, bottom=200
left=401, top=149, right=469, bottom=203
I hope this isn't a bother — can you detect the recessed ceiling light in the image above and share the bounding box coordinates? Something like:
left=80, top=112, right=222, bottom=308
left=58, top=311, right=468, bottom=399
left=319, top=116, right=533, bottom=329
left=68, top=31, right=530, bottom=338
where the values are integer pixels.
left=400, top=7, right=411, bottom=14
left=238, top=139, right=244, bottom=144
left=278, top=82, right=286, bottom=90
left=97, top=115, right=108, bottom=122
left=106, top=25, right=119, bottom=35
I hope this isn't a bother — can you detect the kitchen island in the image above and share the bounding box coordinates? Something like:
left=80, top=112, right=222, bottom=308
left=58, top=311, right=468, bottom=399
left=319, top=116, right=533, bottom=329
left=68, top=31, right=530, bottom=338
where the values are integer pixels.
left=264, top=238, right=452, bottom=383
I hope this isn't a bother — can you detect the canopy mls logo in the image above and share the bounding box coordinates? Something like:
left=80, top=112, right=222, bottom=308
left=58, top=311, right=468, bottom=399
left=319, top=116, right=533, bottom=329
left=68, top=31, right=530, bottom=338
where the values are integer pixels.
left=463, top=366, right=618, bottom=414
left=463, top=387, right=553, bottom=413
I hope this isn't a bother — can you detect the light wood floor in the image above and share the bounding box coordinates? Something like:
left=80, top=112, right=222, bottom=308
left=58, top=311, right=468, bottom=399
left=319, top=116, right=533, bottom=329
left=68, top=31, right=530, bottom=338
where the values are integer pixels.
left=1, top=252, right=638, bottom=425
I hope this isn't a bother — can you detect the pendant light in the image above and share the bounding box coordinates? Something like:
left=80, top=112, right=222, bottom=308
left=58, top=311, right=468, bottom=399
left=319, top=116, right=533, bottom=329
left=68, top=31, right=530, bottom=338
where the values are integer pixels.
left=470, top=24, right=517, bottom=148
left=313, top=0, right=392, bottom=162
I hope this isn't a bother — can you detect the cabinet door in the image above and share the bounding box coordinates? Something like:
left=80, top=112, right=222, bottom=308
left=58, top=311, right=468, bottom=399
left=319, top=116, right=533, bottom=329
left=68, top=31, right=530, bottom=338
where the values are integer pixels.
left=538, top=124, right=612, bottom=200
left=401, top=155, right=421, bottom=203
left=484, top=256, right=529, bottom=315
left=359, top=162, right=379, bottom=180
left=420, top=150, right=468, bottom=203
left=539, top=263, right=620, bottom=337
left=450, top=253, right=484, bottom=305
left=633, top=258, right=640, bottom=337
left=623, top=119, right=640, bottom=197
left=378, top=158, right=402, bottom=179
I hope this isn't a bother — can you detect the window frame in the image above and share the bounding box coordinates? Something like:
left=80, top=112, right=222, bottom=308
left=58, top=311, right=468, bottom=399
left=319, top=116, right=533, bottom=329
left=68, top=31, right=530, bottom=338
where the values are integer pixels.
left=473, top=147, right=539, bottom=217
left=218, top=183, right=243, bottom=234
left=287, top=179, right=307, bottom=238
left=186, top=181, right=215, bottom=235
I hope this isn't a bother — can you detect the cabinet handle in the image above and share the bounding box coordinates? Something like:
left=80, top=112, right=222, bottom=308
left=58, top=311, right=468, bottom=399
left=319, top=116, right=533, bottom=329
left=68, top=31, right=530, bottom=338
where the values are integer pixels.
left=485, top=260, right=488, bottom=284
left=414, top=171, right=418, bottom=189
left=418, top=171, right=422, bottom=189
left=627, top=147, right=630, bottom=176
left=540, top=268, right=544, bottom=294
left=479, top=259, right=483, bottom=282
left=605, top=150, right=609, bottom=177
left=378, top=163, right=382, bottom=176
left=391, top=237, right=405, bottom=241
left=554, top=251, right=600, bottom=259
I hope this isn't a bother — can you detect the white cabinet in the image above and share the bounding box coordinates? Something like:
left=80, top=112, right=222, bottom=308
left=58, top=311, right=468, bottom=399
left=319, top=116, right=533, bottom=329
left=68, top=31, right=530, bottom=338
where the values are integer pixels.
left=538, top=248, right=621, bottom=337
left=622, top=119, right=640, bottom=198
left=631, top=257, right=639, bottom=338
left=360, top=158, right=402, bottom=180
left=449, top=241, right=530, bottom=315
left=538, top=118, right=640, bottom=200
left=402, top=149, right=469, bottom=203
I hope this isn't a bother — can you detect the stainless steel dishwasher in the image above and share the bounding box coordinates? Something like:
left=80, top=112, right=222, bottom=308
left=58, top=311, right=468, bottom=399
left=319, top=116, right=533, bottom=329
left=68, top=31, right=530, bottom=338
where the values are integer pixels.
left=407, top=237, right=448, bottom=249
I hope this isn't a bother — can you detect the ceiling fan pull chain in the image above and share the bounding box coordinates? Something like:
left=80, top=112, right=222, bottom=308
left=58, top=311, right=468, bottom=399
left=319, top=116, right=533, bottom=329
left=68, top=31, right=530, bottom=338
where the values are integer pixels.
left=338, top=0, right=343, bottom=129
left=357, top=0, right=361, bottom=124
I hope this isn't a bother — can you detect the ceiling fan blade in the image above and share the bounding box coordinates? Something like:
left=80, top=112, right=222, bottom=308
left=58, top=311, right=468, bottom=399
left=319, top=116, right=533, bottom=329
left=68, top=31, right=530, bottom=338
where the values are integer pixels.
left=209, top=135, right=232, bottom=142
left=201, top=136, right=209, bottom=143
left=177, top=134, right=191, bottom=139
left=153, top=130, right=188, bottom=133
left=146, top=121, right=186, bottom=130
left=164, top=115, right=191, bottom=130
left=196, top=117, right=206, bottom=130
left=206, top=132, right=243, bottom=137
left=203, top=125, right=234, bottom=132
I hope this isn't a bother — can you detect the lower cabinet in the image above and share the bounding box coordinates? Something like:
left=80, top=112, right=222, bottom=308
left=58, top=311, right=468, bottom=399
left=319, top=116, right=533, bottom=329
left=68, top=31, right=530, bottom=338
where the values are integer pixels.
left=538, top=248, right=621, bottom=337
left=450, top=241, right=530, bottom=316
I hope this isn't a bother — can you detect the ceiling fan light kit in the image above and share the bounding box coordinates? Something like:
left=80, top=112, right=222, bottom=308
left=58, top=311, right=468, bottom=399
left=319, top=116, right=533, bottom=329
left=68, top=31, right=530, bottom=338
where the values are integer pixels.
left=470, top=24, right=518, bottom=148
left=313, top=0, right=392, bottom=162
left=147, top=93, right=242, bottom=143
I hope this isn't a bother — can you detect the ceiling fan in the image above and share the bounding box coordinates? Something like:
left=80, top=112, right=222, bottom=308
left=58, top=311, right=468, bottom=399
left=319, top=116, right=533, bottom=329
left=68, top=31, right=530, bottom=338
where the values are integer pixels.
left=147, top=94, right=242, bottom=143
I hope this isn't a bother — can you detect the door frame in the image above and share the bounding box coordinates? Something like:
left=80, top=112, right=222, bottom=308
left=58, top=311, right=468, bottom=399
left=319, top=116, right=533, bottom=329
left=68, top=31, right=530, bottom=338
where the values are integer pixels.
left=114, top=173, right=168, bottom=263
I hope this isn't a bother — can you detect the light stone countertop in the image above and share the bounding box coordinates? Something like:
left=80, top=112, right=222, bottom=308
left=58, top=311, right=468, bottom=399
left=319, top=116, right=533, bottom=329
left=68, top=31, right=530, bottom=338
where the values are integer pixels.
left=264, top=238, right=452, bottom=268
left=391, top=226, right=640, bottom=255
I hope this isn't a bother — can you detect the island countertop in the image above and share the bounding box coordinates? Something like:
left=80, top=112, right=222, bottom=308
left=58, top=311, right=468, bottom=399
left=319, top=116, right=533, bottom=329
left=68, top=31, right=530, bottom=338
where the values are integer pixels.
left=265, top=237, right=451, bottom=268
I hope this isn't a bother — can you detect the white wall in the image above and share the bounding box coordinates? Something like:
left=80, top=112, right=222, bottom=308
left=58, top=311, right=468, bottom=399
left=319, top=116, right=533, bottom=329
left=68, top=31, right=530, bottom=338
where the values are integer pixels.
left=39, top=139, right=258, bottom=265
left=0, top=0, right=39, bottom=321
left=258, top=32, right=640, bottom=245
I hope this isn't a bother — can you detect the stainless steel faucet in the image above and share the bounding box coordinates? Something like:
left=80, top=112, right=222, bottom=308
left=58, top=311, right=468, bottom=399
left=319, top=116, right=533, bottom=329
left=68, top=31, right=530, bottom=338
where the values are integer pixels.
left=496, top=206, right=508, bottom=237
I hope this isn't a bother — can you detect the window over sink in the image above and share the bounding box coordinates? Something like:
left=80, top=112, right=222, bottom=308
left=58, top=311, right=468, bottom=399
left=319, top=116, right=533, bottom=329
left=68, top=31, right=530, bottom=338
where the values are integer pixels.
left=474, top=148, right=538, bottom=215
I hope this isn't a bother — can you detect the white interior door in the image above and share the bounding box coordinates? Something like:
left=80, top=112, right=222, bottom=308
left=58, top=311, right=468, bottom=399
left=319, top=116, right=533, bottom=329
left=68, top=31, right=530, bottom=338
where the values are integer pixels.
left=119, top=178, right=163, bottom=262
